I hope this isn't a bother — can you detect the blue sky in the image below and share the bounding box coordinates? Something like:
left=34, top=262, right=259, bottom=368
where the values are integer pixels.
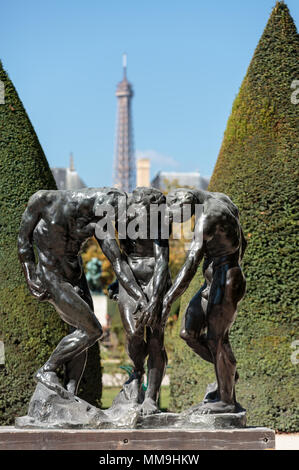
left=1, top=0, right=298, bottom=187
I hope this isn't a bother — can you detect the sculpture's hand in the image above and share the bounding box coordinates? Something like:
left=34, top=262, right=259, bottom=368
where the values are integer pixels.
left=27, top=277, right=49, bottom=301
left=132, top=295, right=148, bottom=322
left=22, top=261, right=49, bottom=301
left=107, top=280, right=119, bottom=301
left=136, top=297, right=147, bottom=313
left=136, top=299, right=159, bottom=329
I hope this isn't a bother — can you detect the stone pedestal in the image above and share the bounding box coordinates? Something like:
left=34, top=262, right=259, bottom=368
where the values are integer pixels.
left=136, top=409, right=246, bottom=430
left=10, top=383, right=275, bottom=450
left=15, top=383, right=246, bottom=431
left=15, top=383, right=139, bottom=430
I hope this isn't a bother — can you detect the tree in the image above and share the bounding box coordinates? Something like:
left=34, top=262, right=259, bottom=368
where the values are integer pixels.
left=0, top=60, right=101, bottom=424
left=169, top=2, right=299, bottom=431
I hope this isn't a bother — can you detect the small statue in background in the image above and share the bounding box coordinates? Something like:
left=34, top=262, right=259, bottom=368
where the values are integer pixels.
left=86, top=257, right=103, bottom=294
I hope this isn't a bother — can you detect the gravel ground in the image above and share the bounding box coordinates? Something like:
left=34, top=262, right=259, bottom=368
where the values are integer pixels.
left=275, top=433, right=299, bottom=450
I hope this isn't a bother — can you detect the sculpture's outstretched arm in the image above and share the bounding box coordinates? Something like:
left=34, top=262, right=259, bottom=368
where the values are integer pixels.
left=18, top=190, right=49, bottom=300
left=152, top=239, right=169, bottom=302
left=161, top=217, right=205, bottom=325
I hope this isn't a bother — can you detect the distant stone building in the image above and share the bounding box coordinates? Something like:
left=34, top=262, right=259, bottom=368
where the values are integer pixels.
left=51, top=154, right=86, bottom=190
left=151, top=171, right=210, bottom=191
left=136, top=158, right=151, bottom=187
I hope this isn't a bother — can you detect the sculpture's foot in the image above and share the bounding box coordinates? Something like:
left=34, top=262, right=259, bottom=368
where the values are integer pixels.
left=112, top=374, right=144, bottom=407
left=139, top=398, right=160, bottom=416
left=65, top=379, right=77, bottom=395
left=122, top=382, right=139, bottom=404
left=34, top=368, right=73, bottom=400
left=203, top=381, right=219, bottom=403
left=123, top=372, right=144, bottom=403
left=195, top=400, right=238, bottom=415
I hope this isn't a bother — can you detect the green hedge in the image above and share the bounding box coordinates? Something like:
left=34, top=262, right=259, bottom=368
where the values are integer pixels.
left=169, top=2, right=299, bottom=431
left=0, top=60, right=101, bottom=424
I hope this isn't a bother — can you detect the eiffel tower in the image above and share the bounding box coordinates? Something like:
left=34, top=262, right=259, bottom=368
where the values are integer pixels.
left=113, top=54, right=136, bottom=193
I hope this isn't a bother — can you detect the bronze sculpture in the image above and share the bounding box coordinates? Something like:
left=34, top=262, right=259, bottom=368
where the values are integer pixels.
left=162, top=188, right=247, bottom=413
left=18, top=187, right=146, bottom=398
left=17, top=185, right=247, bottom=427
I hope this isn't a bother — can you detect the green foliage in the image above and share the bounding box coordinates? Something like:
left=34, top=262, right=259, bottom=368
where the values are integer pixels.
left=0, top=60, right=101, bottom=423
left=170, top=2, right=299, bottom=431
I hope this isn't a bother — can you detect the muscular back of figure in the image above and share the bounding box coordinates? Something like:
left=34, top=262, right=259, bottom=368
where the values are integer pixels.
left=32, top=190, right=97, bottom=282
left=203, top=197, right=241, bottom=259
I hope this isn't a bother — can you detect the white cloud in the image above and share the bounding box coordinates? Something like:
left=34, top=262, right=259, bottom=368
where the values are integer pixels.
left=136, top=149, right=179, bottom=168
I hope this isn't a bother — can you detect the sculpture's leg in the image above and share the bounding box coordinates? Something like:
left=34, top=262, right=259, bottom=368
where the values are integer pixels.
left=117, top=285, right=147, bottom=404
left=180, top=280, right=242, bottom=408
left=180, top=289, right=213, bottom=363
left=206, top=322, right=237, bottom=409
left=36, top=279, right=102, bottom=398
left=124, top=333, right=147, bottom=402
left=63, top=276, right=94, bottom=395
left=126, top=333, right=147, bottom=378
left=63, top=339, right=88, bottom=395
left=140, top=326, right=167, bottom=416
left=179, top=290, right=221, bottom=405
left=199, top=266, right=246, bottom=413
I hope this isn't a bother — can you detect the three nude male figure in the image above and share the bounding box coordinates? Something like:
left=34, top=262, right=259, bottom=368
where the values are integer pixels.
left=18, top=185, right=246, bottom=415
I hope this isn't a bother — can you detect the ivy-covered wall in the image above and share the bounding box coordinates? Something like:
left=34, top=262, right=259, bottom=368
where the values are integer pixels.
left=169, top=2, right=299, bottom=431
left=0, top=60, right=101, bottom=424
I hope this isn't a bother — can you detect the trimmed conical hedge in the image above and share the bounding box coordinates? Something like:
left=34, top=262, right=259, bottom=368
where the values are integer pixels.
left=0, top=60, right=101, bottom=424
left=169, top=2, right=299, bottom=431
